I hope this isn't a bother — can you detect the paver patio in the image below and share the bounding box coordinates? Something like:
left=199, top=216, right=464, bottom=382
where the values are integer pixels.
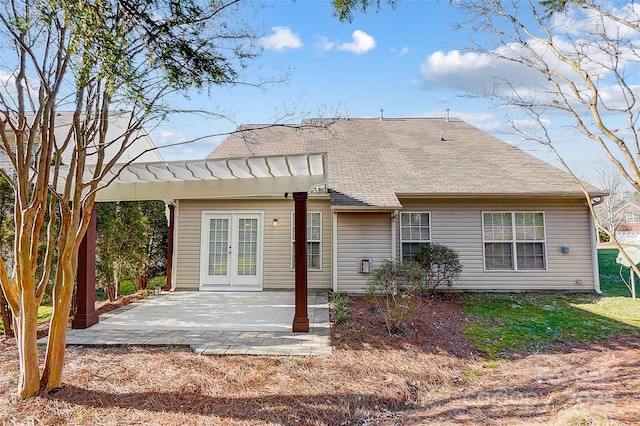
left=39, top=291, right=331, bottom=356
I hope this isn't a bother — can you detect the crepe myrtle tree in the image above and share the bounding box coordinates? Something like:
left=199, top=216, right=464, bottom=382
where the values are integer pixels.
left=0, top=0, right=261, bottom=398
left=333, top=0, right=640, bottom=286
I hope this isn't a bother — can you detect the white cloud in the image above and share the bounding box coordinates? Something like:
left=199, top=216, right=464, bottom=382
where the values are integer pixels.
left=260, top=26, right=303, bottom=51
left=420, top=49, right=560, bottom=102
left=337, top=30, right=376, bottom=55
left=390, top=46, right=410, bottom=57
left=315, top=36, right=335, bottom=52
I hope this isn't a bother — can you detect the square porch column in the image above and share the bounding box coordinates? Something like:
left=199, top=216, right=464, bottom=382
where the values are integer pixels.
left=72, top=205, right=99, bottom=329
left=292, top=192, right=309, bottom=332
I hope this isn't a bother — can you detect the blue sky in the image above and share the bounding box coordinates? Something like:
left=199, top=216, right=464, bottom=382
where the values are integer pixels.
left=152, top=0, right=605, bottom=183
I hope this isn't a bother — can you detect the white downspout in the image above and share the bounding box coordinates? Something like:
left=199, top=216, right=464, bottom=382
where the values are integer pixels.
left=171, top=200, right=179, bottom=292
left=332, top=211, right=338, bottom=292
left=391, top=210, right=398, bottom=260
left=589, top=209, right=602, bottom=294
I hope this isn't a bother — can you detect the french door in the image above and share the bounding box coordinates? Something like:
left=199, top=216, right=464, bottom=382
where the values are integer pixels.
left=200, top=212, right=263, bottom=289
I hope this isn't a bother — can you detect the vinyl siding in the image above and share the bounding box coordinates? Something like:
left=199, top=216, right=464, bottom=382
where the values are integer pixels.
left=175, top=197, right=332, bottom=291
left=336, top=212, right=392, bottom=293
left=398, top=198, right=596, bottom=291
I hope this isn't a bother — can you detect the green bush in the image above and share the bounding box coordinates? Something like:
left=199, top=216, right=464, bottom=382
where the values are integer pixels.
left=411, top=242, right=462, bottom=293
left=367, top=259, right=425, bottom=334
left=332, top=291, right=350, bottom=323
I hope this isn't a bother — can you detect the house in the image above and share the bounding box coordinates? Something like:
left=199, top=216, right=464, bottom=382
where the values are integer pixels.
left=168, top=117, right=606, bottom=294
left=613, top=202, right=640, bottom=244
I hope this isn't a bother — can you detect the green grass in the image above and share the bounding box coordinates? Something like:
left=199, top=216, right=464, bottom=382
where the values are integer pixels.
left=598, top=248, right=636, bottom=296
left=460, top=249, right=640, bottom=359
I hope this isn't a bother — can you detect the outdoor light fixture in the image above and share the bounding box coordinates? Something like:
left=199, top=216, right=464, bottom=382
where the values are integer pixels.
left=273, top=218, right=279, bottom=226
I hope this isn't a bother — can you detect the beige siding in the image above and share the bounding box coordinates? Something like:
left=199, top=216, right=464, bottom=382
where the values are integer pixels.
left=175, top=197, right=332, bottom=291
left=336, top=212, right=392, bottom=293
left=398, top=198, right=596, bottom=291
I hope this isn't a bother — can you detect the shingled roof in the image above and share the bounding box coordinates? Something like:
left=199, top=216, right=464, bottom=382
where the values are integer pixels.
left=208, top=117, right=604, bottom=208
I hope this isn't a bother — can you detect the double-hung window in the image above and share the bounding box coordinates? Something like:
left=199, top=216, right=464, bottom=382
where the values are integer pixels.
left=291, top=212, right=322, bottom=270
left=400, top=212, right=431, bottom=260
left=483, top=212, right=546, bottom=271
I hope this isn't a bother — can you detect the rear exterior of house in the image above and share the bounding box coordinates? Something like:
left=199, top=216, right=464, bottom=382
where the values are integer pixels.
left=170, top=117, right=604, bottom=293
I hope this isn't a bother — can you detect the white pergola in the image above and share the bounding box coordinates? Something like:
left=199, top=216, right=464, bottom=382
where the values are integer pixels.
left=72, top=153, right=328, bottom=333
left=60, top=153, right=327, bottom=201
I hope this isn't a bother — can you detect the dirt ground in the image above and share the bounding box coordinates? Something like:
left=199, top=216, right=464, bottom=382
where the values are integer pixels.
left=1, top=294, right=639, bottom=425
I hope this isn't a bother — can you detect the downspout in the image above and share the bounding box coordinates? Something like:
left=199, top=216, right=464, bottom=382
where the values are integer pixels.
left=391, top=210, right=398, bottom=260
left=590, top=199, right=603, bottom=295
left=332, top=210, right=338, bottom=292
left=170, top=200, right=179, bottom=292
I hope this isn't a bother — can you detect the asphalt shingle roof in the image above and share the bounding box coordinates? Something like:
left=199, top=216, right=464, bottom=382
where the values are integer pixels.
left=208, top=117, right=604, bottom=208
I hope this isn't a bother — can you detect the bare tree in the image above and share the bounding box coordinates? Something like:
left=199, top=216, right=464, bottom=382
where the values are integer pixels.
left=0, top=0, right=261, bottom=399
left=453, top=0, right=640, bottom=190
left=594, top=162, right=627, bottom=240
left=445, top=0, right=640, bottom=276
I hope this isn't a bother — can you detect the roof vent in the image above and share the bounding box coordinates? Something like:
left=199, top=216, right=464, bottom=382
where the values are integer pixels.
left=379, top=109, right=383, bottom=121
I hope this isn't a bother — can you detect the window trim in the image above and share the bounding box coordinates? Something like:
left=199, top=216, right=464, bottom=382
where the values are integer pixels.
left=399, top=211, right=432, bottom=261
left=291, top=211, right=322, bottom=271
left=482, top=211, right=548, bottom=272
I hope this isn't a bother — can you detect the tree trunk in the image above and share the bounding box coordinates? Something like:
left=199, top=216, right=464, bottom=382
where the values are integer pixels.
left=0, top=285, right=13, bottom=337
left=137, top=274, right=148, bottom=290
left=14, top=283, right=42, bottom=398
left=106, top=282, right=116, bottom=302
left=40, top=261, right=75, bottom=392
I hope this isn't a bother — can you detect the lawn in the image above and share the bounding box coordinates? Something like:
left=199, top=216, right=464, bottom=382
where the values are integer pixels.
left=460, top=248, right=640, bottom=359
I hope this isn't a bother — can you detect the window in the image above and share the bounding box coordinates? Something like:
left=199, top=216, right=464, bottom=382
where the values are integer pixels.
left=625, top=211, right=640, bottom=223
left=483, top=212, right=546, bottom=271
left=400, top=212, right=431, bottom=260
left=291, top=212, right=322, bottom=270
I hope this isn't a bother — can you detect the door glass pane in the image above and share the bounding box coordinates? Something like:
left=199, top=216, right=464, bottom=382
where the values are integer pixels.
left=237, top=218, right=258, bottom=276
left=208, top=218, right=228, bottom=276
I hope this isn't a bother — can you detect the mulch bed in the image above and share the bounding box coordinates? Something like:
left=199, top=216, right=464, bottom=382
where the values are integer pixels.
left=1, top=294, right=639, bottom=425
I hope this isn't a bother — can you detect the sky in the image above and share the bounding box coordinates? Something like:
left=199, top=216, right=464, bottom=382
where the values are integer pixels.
left=148, top=0, right=619, bottom=185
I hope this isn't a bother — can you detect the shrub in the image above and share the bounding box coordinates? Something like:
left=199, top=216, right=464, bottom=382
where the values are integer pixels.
left=598, top=230, right=610, bottom=243
left=367, top=259, right=425, bottom=335
left=332, top=291, right=350, bottom=323
left=411, top=242, right=462, bottom=294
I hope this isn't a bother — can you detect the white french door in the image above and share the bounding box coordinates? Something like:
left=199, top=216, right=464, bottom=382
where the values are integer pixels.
left=200, top=212, right=263, bottom=290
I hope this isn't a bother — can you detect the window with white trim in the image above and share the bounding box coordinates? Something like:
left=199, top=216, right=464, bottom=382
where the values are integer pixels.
left=291, top=212, right=322, bottom=270
left=400, top=212, right=431, bottom=260
left=625, top=211, right=640, bottom=223
left=483, top=212, right=546, bottom=271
